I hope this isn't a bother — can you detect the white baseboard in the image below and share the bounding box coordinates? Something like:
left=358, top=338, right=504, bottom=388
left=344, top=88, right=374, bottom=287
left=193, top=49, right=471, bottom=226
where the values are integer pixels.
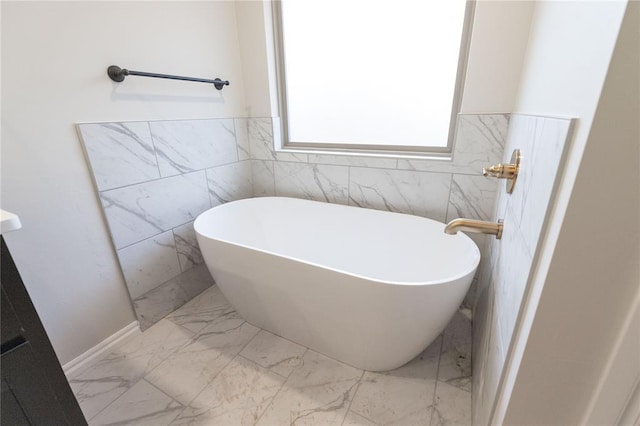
left=63, top=321, right=141, bottom=377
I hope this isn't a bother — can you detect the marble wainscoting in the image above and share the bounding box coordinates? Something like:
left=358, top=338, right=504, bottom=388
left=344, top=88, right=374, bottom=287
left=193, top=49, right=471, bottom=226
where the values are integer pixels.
left=239, top=114, right=509, bottom=306
left=70, top=285, right=473, bottom=425
left=78, top=119, right=255, bottom=329
left=472, top=114, right=573, bottom=425
left=78, top=113, right=510, bottom=328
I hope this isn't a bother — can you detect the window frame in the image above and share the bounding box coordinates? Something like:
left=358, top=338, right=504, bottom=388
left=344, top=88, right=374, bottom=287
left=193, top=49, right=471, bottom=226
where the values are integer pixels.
left=271, top=0, right=476, bottom=158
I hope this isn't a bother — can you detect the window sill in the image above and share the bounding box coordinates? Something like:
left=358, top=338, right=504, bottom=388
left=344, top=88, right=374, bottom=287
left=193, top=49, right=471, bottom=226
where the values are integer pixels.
left=276, top=146, right=453, bottom=162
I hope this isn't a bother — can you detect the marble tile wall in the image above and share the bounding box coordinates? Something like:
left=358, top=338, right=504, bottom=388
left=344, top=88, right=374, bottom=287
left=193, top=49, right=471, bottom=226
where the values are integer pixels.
left=240, top=115, right=507, bottom=219
left=471, top=114, right=573, bottom=425
left=240, top=114, right=509, bottom=305
left=79, top=113, right=508, bottom=330
left=78, top=119, right=253, bottom=329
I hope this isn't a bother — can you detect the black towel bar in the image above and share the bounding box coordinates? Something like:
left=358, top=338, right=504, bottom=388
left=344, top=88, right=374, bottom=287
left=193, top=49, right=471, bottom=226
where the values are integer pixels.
left=107, top=65, right=229, bottom=90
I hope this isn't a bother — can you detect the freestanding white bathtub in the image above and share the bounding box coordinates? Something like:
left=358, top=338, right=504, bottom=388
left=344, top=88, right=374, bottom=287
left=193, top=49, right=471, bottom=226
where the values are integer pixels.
left=194, top=197, right=479, bottom=371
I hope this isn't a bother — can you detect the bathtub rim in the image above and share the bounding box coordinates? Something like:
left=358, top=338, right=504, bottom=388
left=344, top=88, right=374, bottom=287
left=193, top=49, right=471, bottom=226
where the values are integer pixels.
left=194, top=198, right=481, bottom=287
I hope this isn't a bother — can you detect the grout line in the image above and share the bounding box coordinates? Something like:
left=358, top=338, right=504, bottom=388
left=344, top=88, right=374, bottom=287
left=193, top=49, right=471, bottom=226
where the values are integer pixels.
left=147, top=121, right=164, bottom=179
left=115, top=218, right=201, bottom=252
left=272, top=160, right=280, bottom=196
left=86, top=376, right=144, bottom=422
left=97, top=145, right=487, bottom=198
left=89, top=116, right=505, bottom=192
left=175, top=352, right=236, bottom=410
left=151, top=321, right=257, bottom=410
left=269, top=160, right=276, bottom=196
left=236, top=353, right=289, bottom=381
left=168, top=316, right=205, bottom=336
left=204, top=167, right=215, bottom=209
left=143, top=378, right=186, bottom=408
left=348, top=409, right=380, bottom=426
left=164, top=291, right=231, bottom=336
left=347, top=166, right=351, bottom=203
left=99, top=158, right=244, bottom=194
left=138, top=328, right=196, bottom=383
left=444, top=173, right=454, bottom=222
left=343, top=164, right=461, bottom=177
left=76, top=117, right=243, bottom=126
left=430, top=380, right=441, bottom=426
left=279, top=354, right=304, bottom=381
left=340, top=370, right=367, bottom=426
left=237, top=327, right=263, bottom=356
left=170, top=228, right=185, bottom=274
left=235, top=323, right=263, bottom=359
left=132, top=263, right=211, bottom=316
left=253, top=378, right=285, bottom=424
left=429, top=331, right=445, bottom=425
left=232, top=118, right=241, bottom=164
left=254, top=347, right=310, bottom=425
left=428, top=335, right=446, bottom=426
left=249, top=329, right=307, bottom=356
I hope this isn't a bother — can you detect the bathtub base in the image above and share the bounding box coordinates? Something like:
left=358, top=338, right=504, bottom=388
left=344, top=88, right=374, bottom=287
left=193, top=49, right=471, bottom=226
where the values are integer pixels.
left=201, top=239, right=472, bottom=371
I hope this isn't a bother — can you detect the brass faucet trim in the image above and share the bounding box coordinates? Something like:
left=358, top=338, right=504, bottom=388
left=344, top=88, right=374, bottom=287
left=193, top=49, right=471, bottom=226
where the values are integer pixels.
left=444, top=218, right=504, bottom=239
left=483, top=149, right=521, bottom=194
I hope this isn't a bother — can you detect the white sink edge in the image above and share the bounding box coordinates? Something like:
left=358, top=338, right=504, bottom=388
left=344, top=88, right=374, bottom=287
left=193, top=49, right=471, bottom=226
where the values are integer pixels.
left=0, top=210, right=22, bottom=234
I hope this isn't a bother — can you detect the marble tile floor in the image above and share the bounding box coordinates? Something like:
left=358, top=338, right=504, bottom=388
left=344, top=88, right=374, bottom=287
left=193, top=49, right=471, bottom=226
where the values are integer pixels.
left=69, top=285, right=472, bottom=426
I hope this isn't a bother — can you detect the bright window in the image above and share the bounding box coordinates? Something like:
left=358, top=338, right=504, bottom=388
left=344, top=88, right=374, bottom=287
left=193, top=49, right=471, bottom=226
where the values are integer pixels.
left=275, top=0, right=473, bottom=155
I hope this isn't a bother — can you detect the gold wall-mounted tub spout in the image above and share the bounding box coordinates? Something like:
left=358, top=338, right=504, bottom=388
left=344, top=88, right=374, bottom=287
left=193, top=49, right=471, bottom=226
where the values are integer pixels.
left=483, top=149, right=521, bottom=194
left=444, top=218, right=504, bottom=239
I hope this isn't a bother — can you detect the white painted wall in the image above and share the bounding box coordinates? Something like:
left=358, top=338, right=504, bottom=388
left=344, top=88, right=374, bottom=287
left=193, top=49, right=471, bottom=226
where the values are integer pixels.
left=1, top=1, right=246, bottom=364
left=487, top=1, right=635, bottom=424
left=460, top=0, right=534, bottom=113
left=586, top=289, right=640, bottom=425
left=235, top=0, right=272, bottom=117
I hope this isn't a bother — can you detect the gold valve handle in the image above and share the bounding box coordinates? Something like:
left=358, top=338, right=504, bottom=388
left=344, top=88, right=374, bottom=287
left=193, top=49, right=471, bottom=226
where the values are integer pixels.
left=483, top=149, right=521, bottom=194
left=483, top=163, right=518, bottom=179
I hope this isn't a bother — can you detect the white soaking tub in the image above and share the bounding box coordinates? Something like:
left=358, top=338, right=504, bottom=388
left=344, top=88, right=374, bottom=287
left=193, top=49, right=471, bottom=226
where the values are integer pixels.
left=194, top=197, right=479, bottom=371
